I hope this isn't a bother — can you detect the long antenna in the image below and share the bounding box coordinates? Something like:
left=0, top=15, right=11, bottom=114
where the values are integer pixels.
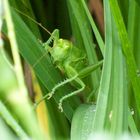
left=14, top=8, right=53, bottom=67
left=14, top=8, right=52, bottom=35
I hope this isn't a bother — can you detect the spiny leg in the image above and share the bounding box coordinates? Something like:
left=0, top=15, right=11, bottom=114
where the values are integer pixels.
left=34, top=74, right=78, bottom=107
left=58, top=78, right=85, bottom=112
left=47, top=74, right=78, bottom=98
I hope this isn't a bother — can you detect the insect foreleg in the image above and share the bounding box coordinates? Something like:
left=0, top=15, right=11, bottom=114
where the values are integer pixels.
left=58, top=78, right=85, bottom=112
left=43, top=29, right=59, bottom=49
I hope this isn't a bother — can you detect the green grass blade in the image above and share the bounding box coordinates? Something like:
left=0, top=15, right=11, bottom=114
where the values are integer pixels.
left=2, top=1, right=44, bottom=139
left=117, top=0, right=129, bottom=25
left=81, top=0, right=104, bottom=55
left=70, top=1, right=112, bottom=134
left=67, top=0, right=101, bottom=99
left=134, top=0, right=140, bottom=6
left=71, top=104, right=96, bottom=140
left=127, top=0, right=140, bottom=67
left=2, top=8, right=80, bottom=121
left=4, top=0, right=28, bottom=97
left=91, top=0, right=128, bottom=133
left=0, top=51, right=43, bottom=139
left=127, top=0, right=140, bottom=128
left=0, top=118, right=18, bottom=140
left=128, top=108, right=139, bottom=135
left=109, top=0, right=140, bottom=116
left=0, top=101, right=29, bottom=139
left=91, top=0, right=113, bottom=131
left=9, top=0, right=41, bottom=38
left=110, top=21, right=128, bottom=134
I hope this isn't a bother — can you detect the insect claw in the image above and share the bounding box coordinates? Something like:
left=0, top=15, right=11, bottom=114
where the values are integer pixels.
left=58, top=103, right=63, bottom=112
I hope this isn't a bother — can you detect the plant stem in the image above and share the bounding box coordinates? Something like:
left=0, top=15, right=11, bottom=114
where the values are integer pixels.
left=3, top=0, right=28, bottom=96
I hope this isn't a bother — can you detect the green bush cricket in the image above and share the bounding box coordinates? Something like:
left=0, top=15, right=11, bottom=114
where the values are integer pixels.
left=35, top=29, right=103, bottom=111
left=15, top=9, right=103, bottom=112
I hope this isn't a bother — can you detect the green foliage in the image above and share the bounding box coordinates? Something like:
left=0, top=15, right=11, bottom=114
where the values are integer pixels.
left=0, top=0, right=140, bottom=140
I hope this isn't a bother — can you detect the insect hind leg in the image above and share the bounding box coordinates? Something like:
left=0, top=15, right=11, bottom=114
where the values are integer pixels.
left=58, top=78, right=85, bottom=112
left=34, top=74, right=78, bottom=108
